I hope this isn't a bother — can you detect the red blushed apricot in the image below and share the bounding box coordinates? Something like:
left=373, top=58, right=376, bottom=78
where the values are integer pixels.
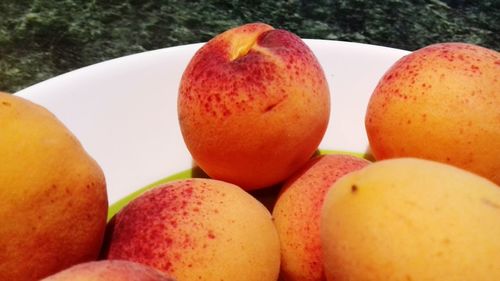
left=103, top=178, right=280, bottom=281
left=41, top=260, right=174, bottom=281
left=178, top=23, right=330, bottom=190
left=272, top=154, right=370, bottom=281
left=365, top=43, right=500, bottom=185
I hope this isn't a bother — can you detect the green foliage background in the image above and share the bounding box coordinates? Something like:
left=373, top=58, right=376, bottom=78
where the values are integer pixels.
left=1, top=0, right=498, bottom=92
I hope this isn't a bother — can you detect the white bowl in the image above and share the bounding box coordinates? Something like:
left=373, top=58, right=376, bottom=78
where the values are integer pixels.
left=16, top=40, right=409, bottom=205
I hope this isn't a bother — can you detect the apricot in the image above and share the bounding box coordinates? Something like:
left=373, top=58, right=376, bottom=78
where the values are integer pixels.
left=41, top=260, right=174, bottom=281
left=103, top=178, right=280, bottom=281
left=272, top=154, right=370, bottom=281
left=0, top=93, right=108, bottom=280
left=365, top=43, right=500, bottom=184
left=321, top=158, right=500, bottom=281
left=178, top=23, right=330, bottom=190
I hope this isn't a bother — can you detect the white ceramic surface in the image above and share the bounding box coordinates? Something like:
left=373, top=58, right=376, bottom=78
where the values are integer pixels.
left=16, top=40, right=410, bottom=204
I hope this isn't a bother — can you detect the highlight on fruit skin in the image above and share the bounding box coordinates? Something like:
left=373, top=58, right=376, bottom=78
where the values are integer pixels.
left=321, top=157, right=500, bottom=281
left=0, top=92, right=108, bottom=281
left=365, top=42, right=500, bottom=185
left=178, top=22, right=331, bottom=191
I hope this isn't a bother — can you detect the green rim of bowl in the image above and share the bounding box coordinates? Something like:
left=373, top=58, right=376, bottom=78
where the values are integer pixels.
left=107, top=149, right=372, bottom=220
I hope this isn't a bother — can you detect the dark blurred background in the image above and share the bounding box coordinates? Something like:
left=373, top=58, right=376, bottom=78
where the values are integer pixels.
left=1, top=0, right=498, bottom=93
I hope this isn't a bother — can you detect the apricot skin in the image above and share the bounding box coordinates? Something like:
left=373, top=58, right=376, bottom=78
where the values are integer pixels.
left=0, top=93, right=108, bottom=281
left=321, top=158, right=500, bottom=281
left=41, top=260, right=174, bottom=281
left=273, top=154, right=370, bottom=281
left=103, top=178, right=280, bottom=281
left=178, top=23, right=330, bottom=190
left=365, top=43, right=500, bottom=185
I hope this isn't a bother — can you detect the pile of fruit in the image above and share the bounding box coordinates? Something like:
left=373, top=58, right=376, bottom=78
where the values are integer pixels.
left=0, top=23, right=499, bottom=281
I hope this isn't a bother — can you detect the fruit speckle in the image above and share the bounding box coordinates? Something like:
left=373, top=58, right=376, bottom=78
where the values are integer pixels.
left=104, top=178, right=280, bottom=280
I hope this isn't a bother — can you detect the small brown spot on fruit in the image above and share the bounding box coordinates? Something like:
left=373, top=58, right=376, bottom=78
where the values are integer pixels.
left=482, top=198, right=500, bottom=210
left=264, top=102, right=279, bottom=112
left=1, top=101, right=10, bottom=106
left=351, top=185, right=358, bottom=193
